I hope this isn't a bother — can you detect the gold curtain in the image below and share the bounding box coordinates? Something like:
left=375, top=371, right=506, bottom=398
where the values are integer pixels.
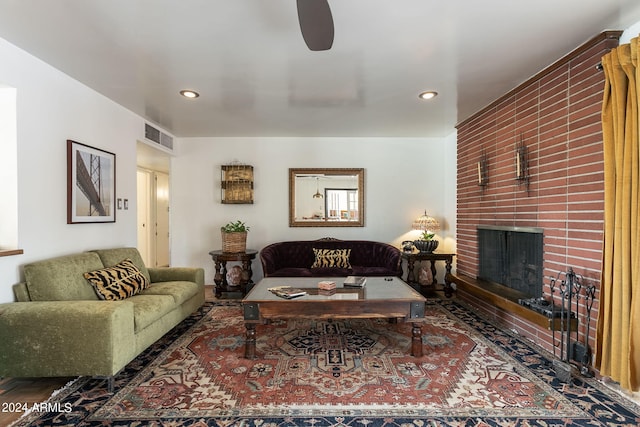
left=597, top=36, right=640, bottom=392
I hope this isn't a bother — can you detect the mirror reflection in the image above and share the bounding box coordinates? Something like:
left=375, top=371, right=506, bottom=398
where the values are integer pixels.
left=289, top=168, right=364, bottom=227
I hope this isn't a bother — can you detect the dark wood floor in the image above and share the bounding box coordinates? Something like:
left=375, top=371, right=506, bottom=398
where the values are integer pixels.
left=0, top=285, right=219, bottom=426
left=0, top=376, right=73, bottom=425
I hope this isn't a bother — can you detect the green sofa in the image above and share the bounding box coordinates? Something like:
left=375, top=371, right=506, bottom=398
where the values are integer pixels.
left=0, top=247, right=204, bottom=391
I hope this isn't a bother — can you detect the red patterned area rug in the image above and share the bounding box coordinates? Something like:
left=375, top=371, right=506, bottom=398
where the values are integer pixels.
left=12, top=300, right=640, bottom=426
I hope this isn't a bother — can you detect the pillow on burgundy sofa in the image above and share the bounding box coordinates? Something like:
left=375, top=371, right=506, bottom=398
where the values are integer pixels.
left=311, top=248, right=352, bottom=269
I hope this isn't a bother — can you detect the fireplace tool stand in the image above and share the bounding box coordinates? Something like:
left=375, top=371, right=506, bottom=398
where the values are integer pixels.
left=549, top=267, right=596, bottom=381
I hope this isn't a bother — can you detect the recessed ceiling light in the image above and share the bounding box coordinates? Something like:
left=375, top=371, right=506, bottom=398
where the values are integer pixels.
left=418, top=91, right=438, bottom=100
left=180, top=90, right=200, bottom=99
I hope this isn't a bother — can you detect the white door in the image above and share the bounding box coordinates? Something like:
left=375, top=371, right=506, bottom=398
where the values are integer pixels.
left=136, top=169, right=152, bottom=266
left=155, top=172, right=170, bottom=267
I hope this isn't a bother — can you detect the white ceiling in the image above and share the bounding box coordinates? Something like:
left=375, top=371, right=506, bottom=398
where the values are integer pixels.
left=1, top=1, right=640, bottom=138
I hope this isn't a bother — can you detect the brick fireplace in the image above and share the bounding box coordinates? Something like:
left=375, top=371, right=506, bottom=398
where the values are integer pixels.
left=477, top=225, right=543, bottom=299
left=454, top=31, right=621, bottom=356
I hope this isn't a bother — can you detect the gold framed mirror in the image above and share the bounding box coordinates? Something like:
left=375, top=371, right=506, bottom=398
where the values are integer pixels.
left=289, top=168, right=364, bottom=227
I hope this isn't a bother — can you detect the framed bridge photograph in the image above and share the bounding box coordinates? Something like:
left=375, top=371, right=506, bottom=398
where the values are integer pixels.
left=67, top=140, right=116, bottom=224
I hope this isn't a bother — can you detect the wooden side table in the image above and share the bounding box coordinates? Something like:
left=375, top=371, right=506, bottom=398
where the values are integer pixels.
left=402, top=252, right=455, bottom=297
left=208, top=249, right=258, bottom=298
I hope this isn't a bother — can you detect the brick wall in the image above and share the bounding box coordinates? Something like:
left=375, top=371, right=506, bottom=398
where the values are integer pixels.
left=456, top=32, right=621, bottom=356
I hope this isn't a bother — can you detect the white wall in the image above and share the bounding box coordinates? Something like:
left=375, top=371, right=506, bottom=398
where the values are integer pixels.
left=0, top=86, right=18, bottom=249
left=0, top=37, right=143, bottom=303
left=171, top=135, right=457, bottom=284
left=621, top=20, right=640, bottom=44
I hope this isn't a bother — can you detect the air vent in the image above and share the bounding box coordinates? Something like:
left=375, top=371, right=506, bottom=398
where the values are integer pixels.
left=144, top=123, right=173, bottom=152
left=144, top=123, right=160, bottom=143
left=160, top=132, right=173, bottom=150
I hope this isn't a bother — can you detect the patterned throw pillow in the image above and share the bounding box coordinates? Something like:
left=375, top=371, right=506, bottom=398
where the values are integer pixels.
left=83, top=258, right=149, bottom=301
left=311, top=248, right=352, bottom=269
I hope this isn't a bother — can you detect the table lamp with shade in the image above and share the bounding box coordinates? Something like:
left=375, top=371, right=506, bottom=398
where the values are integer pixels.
left=412, top=211, right=440, bottom=253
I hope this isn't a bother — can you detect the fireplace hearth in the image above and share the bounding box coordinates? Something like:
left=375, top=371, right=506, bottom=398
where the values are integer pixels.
left=477, top=226, right=543, bottom=299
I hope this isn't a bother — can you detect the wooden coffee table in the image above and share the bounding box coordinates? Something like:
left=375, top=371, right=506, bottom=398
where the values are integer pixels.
left=241, top=276, right=427, bottom=359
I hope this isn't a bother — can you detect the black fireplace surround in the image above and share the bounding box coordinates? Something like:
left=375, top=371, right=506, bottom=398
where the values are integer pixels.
left=477, top=226, right=543, bottom=299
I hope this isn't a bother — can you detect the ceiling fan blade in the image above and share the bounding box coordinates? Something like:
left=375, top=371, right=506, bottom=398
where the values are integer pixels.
left=297, top=0, right=334, bottom=51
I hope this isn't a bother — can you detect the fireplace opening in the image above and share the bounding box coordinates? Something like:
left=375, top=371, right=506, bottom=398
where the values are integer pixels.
left=477, top=226, right=543, bottom=300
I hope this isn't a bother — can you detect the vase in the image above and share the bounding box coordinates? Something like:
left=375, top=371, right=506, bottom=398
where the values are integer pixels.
left=413, top=239, right=439, bottom=253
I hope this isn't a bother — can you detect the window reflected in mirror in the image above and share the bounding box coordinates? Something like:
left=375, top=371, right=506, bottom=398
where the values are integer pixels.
left=289, top=168, right=364, bottom=227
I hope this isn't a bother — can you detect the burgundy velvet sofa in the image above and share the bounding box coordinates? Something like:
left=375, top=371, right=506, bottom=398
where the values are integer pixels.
left=260, top=238, right=402, bottom=278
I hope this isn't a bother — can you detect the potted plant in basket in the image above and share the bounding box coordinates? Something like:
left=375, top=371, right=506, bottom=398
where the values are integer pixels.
left=221, top=220, right=250, bottom=253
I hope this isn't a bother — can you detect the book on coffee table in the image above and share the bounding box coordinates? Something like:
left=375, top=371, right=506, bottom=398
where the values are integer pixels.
left=268, top=286, right=307, bottom=299
left=343, top=276, right=367, bottom=288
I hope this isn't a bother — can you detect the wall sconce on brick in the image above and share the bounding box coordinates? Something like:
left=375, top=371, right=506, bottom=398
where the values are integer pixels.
left=516, top=135, right=529, bottom=187
left=478, top=151, right=488, bottom=187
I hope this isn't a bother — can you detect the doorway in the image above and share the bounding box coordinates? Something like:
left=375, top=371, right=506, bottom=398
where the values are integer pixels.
left=137, top=168, right=170, bottom=267
left=136, top=140, right=171, bottom=267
